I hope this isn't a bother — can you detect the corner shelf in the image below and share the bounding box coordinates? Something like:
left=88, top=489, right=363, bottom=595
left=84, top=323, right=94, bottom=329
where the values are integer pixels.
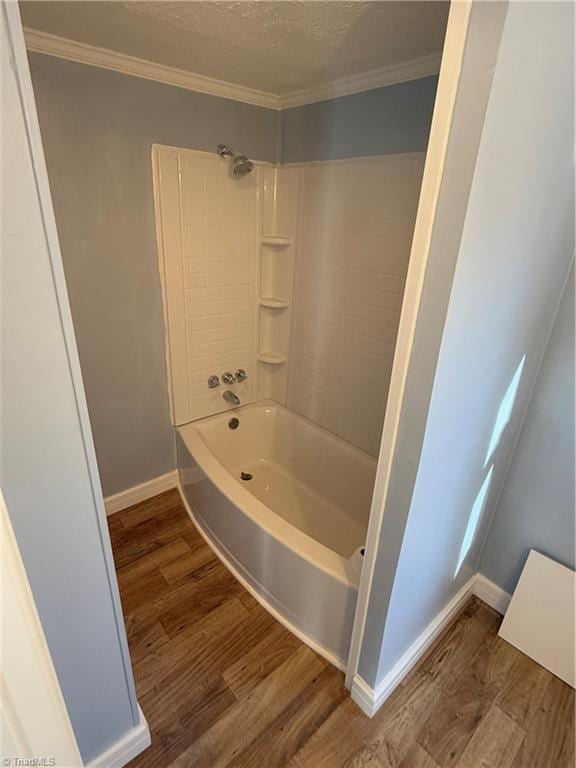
left=259, top=297, right=290, bottom=309
left=258, top=352, right=287, bottom=365
left=261, top=235, right=293, bottom=247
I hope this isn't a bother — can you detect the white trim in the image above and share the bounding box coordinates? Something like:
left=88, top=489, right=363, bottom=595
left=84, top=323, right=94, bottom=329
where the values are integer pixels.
left=351, top=573, right=511, bottom=717
left=473, top=573, right=511, bottom=615
left=280, top=53, right=441, bottom=108
left=87, top=705, right=150, bottom=768
left=176, top=483, right=347, bottom=673
left=104, top=470, right=178, bottom=516
left=23, top=28, right=441, bottom=110
left=351, top=575, right=476, bottom=717
left=23, top=28, right=282, bottom=110
left=344, top=0, right=475, bottom=691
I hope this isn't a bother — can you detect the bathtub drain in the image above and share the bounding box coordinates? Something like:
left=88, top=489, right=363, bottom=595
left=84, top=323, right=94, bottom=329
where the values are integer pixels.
left=240, top=471, right=253, bottom=481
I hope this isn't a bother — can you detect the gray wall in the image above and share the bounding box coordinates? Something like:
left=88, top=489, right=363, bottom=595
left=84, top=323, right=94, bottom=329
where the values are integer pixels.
left=281, top=76, right=438, bottom=163
left=28, top=53, right=439, bottom=496
left=358, top=0, right=574, bottom=688
left=2, top=19, right=138, bottom=762
left=28, top=53, right=280, bottom=496
left=480, top=270, right=575, bottom=594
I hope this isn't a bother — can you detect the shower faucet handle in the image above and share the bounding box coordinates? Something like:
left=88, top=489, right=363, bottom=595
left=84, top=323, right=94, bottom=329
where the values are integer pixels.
left=235, top=369, right=247, bottom=382
left=222, top=371, right=236, bottom=385
left=208, top=375, right=220, bottom=389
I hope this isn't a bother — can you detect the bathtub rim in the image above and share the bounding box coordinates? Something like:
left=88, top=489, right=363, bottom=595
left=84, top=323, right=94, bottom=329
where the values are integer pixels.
left=176, top=482, right=348, bottom=671
left=177, top=400, right=365, bottom=587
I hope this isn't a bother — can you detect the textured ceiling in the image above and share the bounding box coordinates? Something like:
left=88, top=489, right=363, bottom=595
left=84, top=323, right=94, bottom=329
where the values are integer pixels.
left=20, top=1, right=449, bottom=95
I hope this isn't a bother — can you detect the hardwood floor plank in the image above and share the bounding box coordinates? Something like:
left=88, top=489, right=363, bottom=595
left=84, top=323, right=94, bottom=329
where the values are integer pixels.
left=130, top=675, right=237, bottom=768
left=181, top=526, right=205, bottom=550
left=117, top=538, right=191, bottom=586
left=398, top=744, right=441, bottom=768
left=418, top=600, right=501, bottom=691
left=119, top=569, right=172, bottom=616
left=420, top=633, right=518, bottom=767
left=113, top=508, right=192, bottom=565
left=125, top=559, right=241, bottom=642
left=344, top=671, right=441, bottom=768
left=160, top=544, right=216, bottom=584
left=140, top=606, right=277, bottom=724
left=133, top=597, right=249, bottom=697
left=288, top=697, right=376, bottom=768
left=222, top=621, right=303, bottom=700
left=495, top=651, right=553, bottom=728
left=119, top=489, right=182, bottom=528
left=125, top=618, right=170, bottom=664
left=158, top=568, right=243, bottom=638
left=510, top=675, right=575, bottom=768
left=107, top=513, right=126, bottom=539
left=343, top=737, right=397, bottom=768
left=166, top=645, right=327, bottom=768
left=112, top=535, right=168, bottom=571
left=227, top=664, right=346, bottom=768
left=454, top=705, right=524, bottom=768
left=134, top=598, right=247, bottom=695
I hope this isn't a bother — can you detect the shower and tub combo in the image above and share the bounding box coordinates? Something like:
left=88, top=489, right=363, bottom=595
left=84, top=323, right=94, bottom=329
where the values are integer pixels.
left=178, top=401, right=375, bottom=666
left=153, top=141, right=423, bottom=669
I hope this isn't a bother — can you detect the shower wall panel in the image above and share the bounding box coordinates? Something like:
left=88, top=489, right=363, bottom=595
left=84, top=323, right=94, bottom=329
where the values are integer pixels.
left=288, top=153, right=425, bottom=455
left=154, top=146, right=259, bottom=424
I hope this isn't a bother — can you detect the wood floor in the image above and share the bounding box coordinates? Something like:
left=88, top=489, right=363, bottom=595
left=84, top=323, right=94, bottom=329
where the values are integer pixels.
left=108, top=489, right=575, bottom=768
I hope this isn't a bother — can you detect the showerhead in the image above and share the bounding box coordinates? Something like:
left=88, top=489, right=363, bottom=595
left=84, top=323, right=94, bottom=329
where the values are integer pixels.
left=216, top=144, right=254, bottom=177
left=217, top=143, right=234, bottom=158
left=233, top=154, right=254, bottom=177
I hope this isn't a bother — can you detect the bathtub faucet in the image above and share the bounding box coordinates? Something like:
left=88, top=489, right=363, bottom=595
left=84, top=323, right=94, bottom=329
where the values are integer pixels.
left=223, top=390, right=240, bottom=406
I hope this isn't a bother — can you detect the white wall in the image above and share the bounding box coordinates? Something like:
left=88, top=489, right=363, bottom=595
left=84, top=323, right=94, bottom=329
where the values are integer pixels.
left=1, top=5, right=139, bottom=761
left=481, top=270, right=575, bottom=594
left=289, top=155, right=424, bottom=455
left=357, top=0, right=574, bottom=687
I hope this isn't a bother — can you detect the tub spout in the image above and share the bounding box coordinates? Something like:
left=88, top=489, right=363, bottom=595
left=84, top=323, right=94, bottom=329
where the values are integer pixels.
left=223, top=390, right=240, bottom=406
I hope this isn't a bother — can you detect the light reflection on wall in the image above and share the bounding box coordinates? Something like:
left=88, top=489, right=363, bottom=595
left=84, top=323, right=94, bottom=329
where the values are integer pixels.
left=454, top=354, right=527, bottom=578
left=455, top=466, right=494, bottom=577
left=484, top=355, right=526, bottom=467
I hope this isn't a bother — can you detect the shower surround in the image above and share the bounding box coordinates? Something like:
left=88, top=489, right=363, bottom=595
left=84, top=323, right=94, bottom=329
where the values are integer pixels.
left=153, top=144, right=423, bottom=666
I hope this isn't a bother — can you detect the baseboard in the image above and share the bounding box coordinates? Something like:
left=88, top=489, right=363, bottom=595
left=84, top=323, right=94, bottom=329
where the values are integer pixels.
left=473, top=573, right=511, bottom=615
left=350, top=573, right=511, bottom=717
left=351, top=575, right=476, bottom=717
left=104, top=470, right=178, bottom=515
left=87, top=705, right=150, bottom=768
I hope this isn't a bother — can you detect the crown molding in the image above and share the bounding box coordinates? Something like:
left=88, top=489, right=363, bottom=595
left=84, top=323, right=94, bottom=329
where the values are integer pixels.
left=24, top=28, right=441, bottom=112
left=24, top=28, right=282, bottom=110
left=279, top=53, right=442, bottom=109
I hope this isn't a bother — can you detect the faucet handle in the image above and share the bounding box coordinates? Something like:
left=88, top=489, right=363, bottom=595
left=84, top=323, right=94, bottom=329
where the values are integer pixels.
left=222, top=371, right=236, bottom=384
left=208, top=375, right=220, bottom=389
left=235, top=369, right=247, bottom=382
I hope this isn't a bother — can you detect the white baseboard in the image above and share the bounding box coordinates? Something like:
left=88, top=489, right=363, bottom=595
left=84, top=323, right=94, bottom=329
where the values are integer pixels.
left=351, top=575, right=476, bottom=717
left=351, top=573, right=511, bottom=718
left=87, top=705, right=150, bottom=768
left=473, top=572, right=511, bottom=615
left=104, top=470, right=178, bottom=516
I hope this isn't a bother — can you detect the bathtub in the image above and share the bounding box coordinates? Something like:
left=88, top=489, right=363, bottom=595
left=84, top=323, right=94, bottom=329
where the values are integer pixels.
left=177, top=400, right=377, bottom=668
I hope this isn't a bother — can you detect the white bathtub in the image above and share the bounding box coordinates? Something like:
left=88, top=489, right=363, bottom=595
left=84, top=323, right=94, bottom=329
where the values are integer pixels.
left=177, top=400, right=377, bottom=668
